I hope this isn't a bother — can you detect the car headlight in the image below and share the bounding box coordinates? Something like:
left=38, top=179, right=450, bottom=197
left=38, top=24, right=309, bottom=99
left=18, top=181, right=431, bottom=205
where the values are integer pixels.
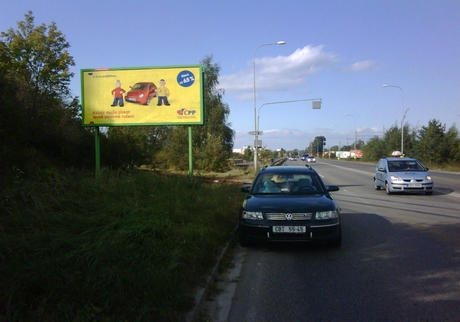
left=390, top=175, right=402, bottom=182
left=139, top=94, right=144, bottom=98
left=242, top=211, right=264, bottom=220
left=316, top=210, right=338, bottom=220
left=426, top=175, right=432, bottom=181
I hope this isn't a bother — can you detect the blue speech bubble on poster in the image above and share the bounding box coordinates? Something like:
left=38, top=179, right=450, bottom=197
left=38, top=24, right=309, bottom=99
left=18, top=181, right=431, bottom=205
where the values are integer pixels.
left=177, top=70, right=195, bottom=87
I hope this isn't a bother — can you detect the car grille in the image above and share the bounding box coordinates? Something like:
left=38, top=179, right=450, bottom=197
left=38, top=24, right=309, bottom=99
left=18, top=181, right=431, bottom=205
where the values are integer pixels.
left=266, top=213, right=313, bottom=220
left=402, top=179, right=424, bottom=183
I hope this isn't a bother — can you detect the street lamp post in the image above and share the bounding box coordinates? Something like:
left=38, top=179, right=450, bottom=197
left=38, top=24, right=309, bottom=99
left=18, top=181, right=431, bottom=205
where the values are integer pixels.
left=343, top=114, right=357, bottom=151
left=257, top=99, right=322, bottom=141
left=253, top=41, right=285, bottom=171
left=383, top=84, right=405, bottom=155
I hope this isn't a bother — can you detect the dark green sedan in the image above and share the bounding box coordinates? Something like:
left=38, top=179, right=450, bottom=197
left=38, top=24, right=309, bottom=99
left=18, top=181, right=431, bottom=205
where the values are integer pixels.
left=238, top=165, right=341, bottom=247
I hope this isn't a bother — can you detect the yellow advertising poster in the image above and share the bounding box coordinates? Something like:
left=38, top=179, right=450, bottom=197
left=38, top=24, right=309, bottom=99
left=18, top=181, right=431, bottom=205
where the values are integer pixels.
left=81, top=65, right=203, bottom=126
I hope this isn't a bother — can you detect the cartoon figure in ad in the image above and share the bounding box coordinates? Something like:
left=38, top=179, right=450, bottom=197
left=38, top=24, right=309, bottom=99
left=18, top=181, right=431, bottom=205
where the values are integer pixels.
left=155, top=79, right=170, bottom=106
left=111, top=79, right=126, bottom=107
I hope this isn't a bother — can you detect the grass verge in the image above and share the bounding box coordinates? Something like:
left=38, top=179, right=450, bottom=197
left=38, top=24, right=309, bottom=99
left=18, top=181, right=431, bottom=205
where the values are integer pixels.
left=0, top=168, right=246, bottom=321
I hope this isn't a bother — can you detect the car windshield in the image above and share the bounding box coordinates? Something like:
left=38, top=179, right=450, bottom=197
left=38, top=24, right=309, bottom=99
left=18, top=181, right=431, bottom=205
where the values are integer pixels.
left=253, top=172, right=324, bottom=194
left=388, top=160, right=425, bottom=172
left=131, top=83, right=148, bottom=90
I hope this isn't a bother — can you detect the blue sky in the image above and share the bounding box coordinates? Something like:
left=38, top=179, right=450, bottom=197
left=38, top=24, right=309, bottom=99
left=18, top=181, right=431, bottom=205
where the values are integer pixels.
left=2, top=0, right=459, bottom=151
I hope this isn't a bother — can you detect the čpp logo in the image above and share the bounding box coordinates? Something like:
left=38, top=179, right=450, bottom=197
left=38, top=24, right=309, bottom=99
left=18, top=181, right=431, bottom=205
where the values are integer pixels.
left=177, top=108, right=196, bottom=116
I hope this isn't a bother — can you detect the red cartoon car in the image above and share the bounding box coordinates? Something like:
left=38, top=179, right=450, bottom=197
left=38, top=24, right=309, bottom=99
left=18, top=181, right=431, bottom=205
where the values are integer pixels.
left=124, top=82, right=157, bottom=105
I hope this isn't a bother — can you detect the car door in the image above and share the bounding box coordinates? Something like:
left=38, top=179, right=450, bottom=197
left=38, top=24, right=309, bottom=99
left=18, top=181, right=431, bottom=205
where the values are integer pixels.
left=376, top=159, right=386, bottom=185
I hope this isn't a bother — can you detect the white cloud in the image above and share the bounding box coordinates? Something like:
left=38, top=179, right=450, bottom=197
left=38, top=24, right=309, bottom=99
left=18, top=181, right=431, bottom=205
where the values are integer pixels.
left=219, top=45, right=337, bottom=100
left=343, top=60, right=376, bottom=72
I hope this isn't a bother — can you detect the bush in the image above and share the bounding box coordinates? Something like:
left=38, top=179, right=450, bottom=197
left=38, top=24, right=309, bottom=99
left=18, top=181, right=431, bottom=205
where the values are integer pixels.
left=0, top=169, right=242, bottom=321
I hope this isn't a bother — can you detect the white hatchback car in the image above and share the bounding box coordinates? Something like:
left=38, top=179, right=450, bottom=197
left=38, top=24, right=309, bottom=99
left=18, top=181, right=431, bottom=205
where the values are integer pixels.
left=374, top=157, right=433, bottom=195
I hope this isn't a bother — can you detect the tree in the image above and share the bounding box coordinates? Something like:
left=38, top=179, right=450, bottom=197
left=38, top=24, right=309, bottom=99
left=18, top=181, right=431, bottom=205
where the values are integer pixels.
left=382, top=124, right=401, bottom=153
left=163, top=55, right=235, bottom=172
left=0, top=11, right=92, bottom=188
left=106, top=126, right=170, bottom=169
left=243, top=146, right=253, bottom=160
left=362, top=136, right=387, bottom=161
left=312, top=136, right=326, bottom=155
left=0, top=11, right=75, bottom=100
left=414, top=119, right=457, bottom=165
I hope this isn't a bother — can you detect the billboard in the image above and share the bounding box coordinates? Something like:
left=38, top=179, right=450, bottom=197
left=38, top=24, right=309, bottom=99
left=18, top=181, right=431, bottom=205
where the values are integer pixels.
left=81, top=65, right=203, bottom=126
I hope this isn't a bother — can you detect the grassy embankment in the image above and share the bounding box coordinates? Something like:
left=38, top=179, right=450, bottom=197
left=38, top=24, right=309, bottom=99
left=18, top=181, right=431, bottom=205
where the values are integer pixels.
left=0, top=168, right=250, bottom=321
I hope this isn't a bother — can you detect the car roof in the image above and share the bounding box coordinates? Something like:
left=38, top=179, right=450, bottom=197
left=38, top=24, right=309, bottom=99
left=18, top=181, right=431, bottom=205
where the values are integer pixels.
left=382, top=157, right=418, bottom=162
left=259, top=165, right=316, bottom=174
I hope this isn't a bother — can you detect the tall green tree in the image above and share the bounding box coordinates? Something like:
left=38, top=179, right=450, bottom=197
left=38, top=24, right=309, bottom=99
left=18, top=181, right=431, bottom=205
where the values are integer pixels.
left=362, top=136, right=387, bottom=161
left=312, top=136, right=326, bottom=154
left=163, top=55, right=235, bottom=172
left=383, top=124, right=402, bottom=153
left=414, top=119, right=457, bottom=165
left=0, top=11, right=92, bottom=188
left=0, top=10, right=74, bottom=100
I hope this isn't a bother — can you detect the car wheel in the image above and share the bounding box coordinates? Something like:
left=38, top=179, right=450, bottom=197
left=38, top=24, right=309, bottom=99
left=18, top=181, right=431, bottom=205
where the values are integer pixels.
left=145, top=97, right=150, bottom=105
left=385, top=182, right=392, bottom=195
left=374, top=179, right=381, bottom=190
left=426, top=191, right=433, bottom=195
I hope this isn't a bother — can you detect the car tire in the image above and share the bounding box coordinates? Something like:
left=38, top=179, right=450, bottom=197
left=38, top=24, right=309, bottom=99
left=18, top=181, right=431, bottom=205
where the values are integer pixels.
left=385, top=182, right=392, bottom=195
left=426, top=191, right=433, bottom=195
left=374, top=179, right=381, bottom=190
left=145, top=97, right=150, bottom=106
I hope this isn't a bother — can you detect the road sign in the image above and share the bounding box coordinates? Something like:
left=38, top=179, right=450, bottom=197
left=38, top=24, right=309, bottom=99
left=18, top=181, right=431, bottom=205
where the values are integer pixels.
left=312, top=101, right=321, bottom=109
left=248, top=131, right=263, bottom=135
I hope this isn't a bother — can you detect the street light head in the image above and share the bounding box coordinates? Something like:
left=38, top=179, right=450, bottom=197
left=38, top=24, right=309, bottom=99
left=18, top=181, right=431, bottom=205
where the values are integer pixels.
left=383, top=84, right=388, bottom=87
left=277, top=41, right=286, bottom=45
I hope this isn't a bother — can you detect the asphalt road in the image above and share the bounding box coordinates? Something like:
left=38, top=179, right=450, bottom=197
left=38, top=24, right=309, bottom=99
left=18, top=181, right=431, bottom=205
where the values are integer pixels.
left=204, top=159, right=460, bottom=322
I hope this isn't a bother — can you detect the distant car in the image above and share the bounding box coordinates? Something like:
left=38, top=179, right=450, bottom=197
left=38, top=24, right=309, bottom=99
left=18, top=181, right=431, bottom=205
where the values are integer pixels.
left=288, top=156, right=297, bottom=161
left=306, top=156, right=316, bottom=163
left=237, top=165, right=341, bottom=247
left=374, top=157, right=433, bottom=195
left=300, top=154, right=309, bottom=161
left=124, top=82, right=157, bottom=105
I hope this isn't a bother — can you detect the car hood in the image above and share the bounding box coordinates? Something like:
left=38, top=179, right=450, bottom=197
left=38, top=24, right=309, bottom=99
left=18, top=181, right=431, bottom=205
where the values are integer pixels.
left=392, top=171, right=430, bottom=180
left=243, top=194, right=337, bottom=213
left=126, top=89, right=147, bottom=94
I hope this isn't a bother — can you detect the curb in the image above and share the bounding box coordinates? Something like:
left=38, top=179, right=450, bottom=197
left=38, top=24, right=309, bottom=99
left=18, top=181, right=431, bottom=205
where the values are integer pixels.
left=185, top=229, right=237, bottom=322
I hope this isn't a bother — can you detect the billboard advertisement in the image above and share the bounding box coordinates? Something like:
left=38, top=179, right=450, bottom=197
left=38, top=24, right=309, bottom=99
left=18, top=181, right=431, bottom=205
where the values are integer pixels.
left=81, top=65, right=203, bottom=126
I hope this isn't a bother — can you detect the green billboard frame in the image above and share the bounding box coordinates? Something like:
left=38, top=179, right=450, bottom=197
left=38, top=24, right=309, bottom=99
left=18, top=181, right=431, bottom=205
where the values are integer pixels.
left=80, top=64, right=204, bottom=176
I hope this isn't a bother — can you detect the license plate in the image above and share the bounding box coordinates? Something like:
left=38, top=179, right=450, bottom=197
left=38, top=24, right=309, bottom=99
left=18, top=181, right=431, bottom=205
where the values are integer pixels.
left=126, top=97, right=136, bottom=102
left=273, top=226, right=306, bottom=233
left=408, top=184, right=421, bottom=187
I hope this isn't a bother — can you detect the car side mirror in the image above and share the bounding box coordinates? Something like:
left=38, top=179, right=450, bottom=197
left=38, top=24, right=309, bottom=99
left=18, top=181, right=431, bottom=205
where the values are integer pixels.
left=241, top=185, right=251, bottom=193
left=378, top=167, right=386, bottom=172
left=327, top=185, right=339, bottom=192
